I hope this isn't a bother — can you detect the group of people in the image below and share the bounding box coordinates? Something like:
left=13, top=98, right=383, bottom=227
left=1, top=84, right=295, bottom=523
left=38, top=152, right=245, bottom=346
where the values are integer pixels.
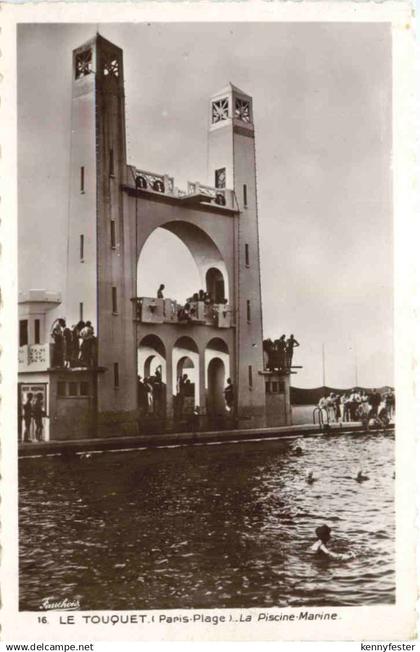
left=22, top=392, right=47, bottom=442
left=51, top=318, right=96, bottom=368
left=318, top=388, right=395, bottom=426
left=138, top=370, right=235, bottom=421
left=137, top=369, right=164, bottom=416
left=156, top=284, right=227, bottom=323
left=263, top=334, right=300, bottom=371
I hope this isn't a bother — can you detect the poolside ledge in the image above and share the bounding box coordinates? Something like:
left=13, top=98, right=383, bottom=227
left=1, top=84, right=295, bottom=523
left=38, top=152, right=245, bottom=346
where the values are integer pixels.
left=18, top=421, right=394, bottom=458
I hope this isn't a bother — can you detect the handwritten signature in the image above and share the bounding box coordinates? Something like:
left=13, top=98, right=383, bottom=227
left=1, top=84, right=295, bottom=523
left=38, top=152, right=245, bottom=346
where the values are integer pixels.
left=40, top=597, right=80, bottom=611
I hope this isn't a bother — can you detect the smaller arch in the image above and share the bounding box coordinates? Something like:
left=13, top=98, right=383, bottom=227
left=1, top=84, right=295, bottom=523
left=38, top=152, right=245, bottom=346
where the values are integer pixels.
left=173, top=351, right=198, bottom=419
left=206, top=267, right=226, bottom=304
left=206, top=336, right=229, bottom=354
left=144, top=354, right=156, bottom=378
left=137, top=334, right=166, bottom=416
left=176, top=355, right=194, bottom=379
left=138, top=334, right=166, bottom=357
left=173, top=335, right=199, bottom=353
left=207, top=357, right=227, bottom=416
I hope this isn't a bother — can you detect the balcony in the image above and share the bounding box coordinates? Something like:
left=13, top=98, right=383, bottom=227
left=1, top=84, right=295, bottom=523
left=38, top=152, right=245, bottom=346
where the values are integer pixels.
left=19, top=343, right=52, bottom=372
left=130, top=167, right=237, bottom=210
left=134, top=297, right=232, bottom=329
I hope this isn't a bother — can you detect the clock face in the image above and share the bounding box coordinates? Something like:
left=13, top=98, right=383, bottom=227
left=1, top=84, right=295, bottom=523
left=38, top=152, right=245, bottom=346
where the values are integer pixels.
left=235, top=98, right=251, bottom=123
left=212, top=98, right=229, bottom=124
left=75, top=49, right=93, bottom=79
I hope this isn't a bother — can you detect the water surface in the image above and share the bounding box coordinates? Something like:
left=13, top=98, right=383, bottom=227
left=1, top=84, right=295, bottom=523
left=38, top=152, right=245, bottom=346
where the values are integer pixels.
left=19, top=432, right=394, bottom=610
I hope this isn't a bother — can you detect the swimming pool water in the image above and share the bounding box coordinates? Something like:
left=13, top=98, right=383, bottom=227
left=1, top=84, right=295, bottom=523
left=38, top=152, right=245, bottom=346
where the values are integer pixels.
left=19, top=431, right=395, bottom=609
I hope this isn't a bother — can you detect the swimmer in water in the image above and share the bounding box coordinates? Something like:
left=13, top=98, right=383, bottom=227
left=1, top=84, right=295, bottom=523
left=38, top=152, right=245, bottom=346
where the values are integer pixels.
left=306, top=469, right=317, bottom=484
left=293, top=446, right=303, bottom=456
left=355, top=469, right=369, bottom=482
left=310, top=525, right=355, bottom=561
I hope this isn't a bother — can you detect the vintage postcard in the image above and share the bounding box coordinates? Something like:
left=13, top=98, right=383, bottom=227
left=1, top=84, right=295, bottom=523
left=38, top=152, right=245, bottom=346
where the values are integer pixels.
left=0, top=1, right=417, bottom=643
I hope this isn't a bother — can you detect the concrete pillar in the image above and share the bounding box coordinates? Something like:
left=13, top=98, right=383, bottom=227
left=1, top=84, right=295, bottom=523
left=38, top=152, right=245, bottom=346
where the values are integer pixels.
left=284, top=374, right=292, bottom=425
left=198, top=348, right=206, bottom=414
left=166, top=345, right=174, bottom=421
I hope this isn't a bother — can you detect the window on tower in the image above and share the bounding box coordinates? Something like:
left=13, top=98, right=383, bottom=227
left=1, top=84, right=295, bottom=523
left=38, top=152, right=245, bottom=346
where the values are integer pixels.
left=19, top=320, right=28, bottom=347
left=75, top=48, right=93, bottom=80
left=112, top=286, right=118, bottom=314
left=34, top=319, right=40, bottom=344
left=109, top=148, right=115, bottom=177
left=80, top=234, right=84, bottom=262
left=211, top=98, right=229, bottom=124
left=114, top=363, right=120, bottom=388
left=110, top=220, right=117, bottom=249
left=104, top=58, right=119, bottom=78
left=245, top=244, right=250, bottom=267
left=215, top=168, right=226, bottom=189
left=80, top=166, right=85, bottom=193
left=235, top=98, right=251, bottom=123
left=243, top=184, right=248, bottom=207
left=246, top=299, right=251, bottom=323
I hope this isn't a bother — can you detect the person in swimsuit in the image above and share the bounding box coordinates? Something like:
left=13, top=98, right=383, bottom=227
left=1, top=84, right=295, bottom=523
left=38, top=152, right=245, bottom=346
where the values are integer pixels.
left=310, top=525, right=355, bottom=560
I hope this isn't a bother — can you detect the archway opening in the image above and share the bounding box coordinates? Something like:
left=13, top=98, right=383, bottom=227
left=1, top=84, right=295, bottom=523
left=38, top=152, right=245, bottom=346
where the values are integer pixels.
left=206, top=267, right=225, bottom=303
left=137, top=222, right=230, bottom=308
left=137, top=334, right=166, bottom=416
left=207, top=357, right=226, bottom=416
left=173, top=336, right=199, bottom=419
left=205, top=337, right=230, bottom=416
left=137, top=228, right=201, bottom=304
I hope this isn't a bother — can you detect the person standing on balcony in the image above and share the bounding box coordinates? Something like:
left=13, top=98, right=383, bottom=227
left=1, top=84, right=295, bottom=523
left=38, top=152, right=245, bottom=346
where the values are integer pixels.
left=80, top=321, right=94, bottom=366
left=70, top=324, right=80, bottom=367
left=63, top=321, right=73, bottom=368
left=51, top=318, right=65, bottom=367
left=286, top=334, right=300, bottom=368
left=22, top=392, right=33, bottom=442
left=277, top=335, right=287, bottom=369
left=157, top=284, right=165, bottom=299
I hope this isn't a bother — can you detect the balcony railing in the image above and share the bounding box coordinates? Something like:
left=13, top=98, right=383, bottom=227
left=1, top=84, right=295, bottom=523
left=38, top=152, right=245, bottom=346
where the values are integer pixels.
left=134, top=169, right=175, bottom=195
left=134, top=297, right=232, bottom=328
left=131, top=167, right=236, bottom=210
left=19, top=343, right=52, bottom=372
left=186, top=182, right=235, bottom=209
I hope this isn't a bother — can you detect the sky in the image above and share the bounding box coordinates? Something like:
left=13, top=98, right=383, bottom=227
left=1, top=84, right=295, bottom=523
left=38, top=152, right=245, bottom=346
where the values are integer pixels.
left=18, top=22, right=393, bottom=388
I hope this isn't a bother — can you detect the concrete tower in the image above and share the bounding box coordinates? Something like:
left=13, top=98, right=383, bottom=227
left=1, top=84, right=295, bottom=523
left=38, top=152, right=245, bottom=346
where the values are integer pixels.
left=66, top=35, right=137, bottom=433
left=208, top=84, right=266, bottom=425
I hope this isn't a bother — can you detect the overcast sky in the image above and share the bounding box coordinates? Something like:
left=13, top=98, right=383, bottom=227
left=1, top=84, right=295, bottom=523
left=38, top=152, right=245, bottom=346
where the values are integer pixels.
left=18, top=22, right=393, bottom=388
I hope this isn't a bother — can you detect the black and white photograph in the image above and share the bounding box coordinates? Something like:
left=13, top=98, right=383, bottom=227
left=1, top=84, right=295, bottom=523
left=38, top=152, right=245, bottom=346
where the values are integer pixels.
left=1, top=4, right=417, bottom=642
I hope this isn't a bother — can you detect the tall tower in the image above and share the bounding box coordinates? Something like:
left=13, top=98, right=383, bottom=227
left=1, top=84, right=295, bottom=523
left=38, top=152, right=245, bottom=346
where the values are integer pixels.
left=208, top=84, right=266, bottom=425
left=66, top=35, right=137, bottom=431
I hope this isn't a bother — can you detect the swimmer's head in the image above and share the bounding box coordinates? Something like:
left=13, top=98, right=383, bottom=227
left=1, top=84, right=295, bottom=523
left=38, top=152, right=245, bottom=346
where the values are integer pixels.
left=294, top=446, right=303, bottom=456
left=315, top=524, right=331, bottom=544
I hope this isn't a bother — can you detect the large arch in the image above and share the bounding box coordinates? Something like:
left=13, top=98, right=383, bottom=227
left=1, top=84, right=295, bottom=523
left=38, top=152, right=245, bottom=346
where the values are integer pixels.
left=137, top=220, right=230, bottom=303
